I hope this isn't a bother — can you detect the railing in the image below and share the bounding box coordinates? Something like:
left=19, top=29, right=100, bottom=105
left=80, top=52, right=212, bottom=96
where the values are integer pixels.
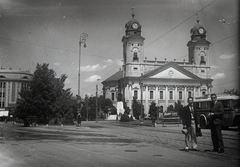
left=162, top=112, right=181, bottom=127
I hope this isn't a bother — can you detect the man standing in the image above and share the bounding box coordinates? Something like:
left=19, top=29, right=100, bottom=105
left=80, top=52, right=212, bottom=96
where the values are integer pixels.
left=208, top=93, right=224, bottom=153
left=182, top=97, right=199, bottom=151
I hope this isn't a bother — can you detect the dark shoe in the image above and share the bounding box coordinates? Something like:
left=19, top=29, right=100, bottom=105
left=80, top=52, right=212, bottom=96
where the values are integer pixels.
left=209, top=149, right=218, bottom=152
left=218, top=149, right=224, bottom=153
left=192, top=149, right=200, bottom=151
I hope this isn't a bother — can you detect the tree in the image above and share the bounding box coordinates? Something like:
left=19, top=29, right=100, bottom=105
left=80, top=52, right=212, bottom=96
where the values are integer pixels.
left=149, top=101, right=157, bottom=118
left=132, top=97, right=144, bottom=119
left=224, top=89, right=240, bottom=96
left=174, top=100, right=183, bottom=118
left=99, top=96, right=114, bottom=114
left=15, top=63, right=77, bottom=125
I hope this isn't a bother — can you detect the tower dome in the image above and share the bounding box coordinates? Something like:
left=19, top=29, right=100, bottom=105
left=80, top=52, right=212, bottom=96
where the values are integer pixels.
left=125, top=10, right=142, bottom=36
left=190, top=16, right=206, bottom=40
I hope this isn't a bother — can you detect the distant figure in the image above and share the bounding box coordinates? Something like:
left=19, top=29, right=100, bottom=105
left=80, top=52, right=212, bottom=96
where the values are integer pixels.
left=149, top=104, right=157, bottom=127
left=77, top=112, right=82, bottom=127
left=181, top=97, right=199, bottom=152
left=208, top=93, right=224, bottom=153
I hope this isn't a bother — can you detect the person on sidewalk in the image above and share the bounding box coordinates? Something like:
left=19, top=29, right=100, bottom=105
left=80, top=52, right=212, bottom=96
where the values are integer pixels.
left=77, top=111, right=82, bottom=127
left=208, top=93, right=224, bottom=153
left=181, top=97, right=199, bottom=152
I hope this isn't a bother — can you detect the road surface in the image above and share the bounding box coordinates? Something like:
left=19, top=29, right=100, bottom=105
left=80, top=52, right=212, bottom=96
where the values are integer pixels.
left=0, top=121, right=239, bottom=167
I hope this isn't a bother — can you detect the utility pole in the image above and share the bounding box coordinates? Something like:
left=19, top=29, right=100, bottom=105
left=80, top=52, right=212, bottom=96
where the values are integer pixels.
left=140, top=82, right=143, bottom=123
left=95, top=84, right=98, bottom=123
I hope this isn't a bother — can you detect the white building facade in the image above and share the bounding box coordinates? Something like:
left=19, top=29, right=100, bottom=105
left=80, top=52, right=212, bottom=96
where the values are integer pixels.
left=102, top=13, right=213, bottom=114
left=0, top=68, right=33, bottom=110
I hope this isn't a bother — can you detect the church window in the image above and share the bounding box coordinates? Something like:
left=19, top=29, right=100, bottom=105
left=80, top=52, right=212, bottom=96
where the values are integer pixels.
left=169, top=91, right=173, bottom=100
left=111, top=92, right=115, bottom=101
left=160, top=91, right=163, bottom=99
left=201, top=70, right=205, bottom=73
left=188, top=91, right=192, bottom=98
left=150, top=91, right=154, bottom=99
left=134, top=90, right=138, bottom=99
left=133, top=67, right=138, bottom=70
left=200, top=56, right=205, bottom=65
left=202, top=91, right=206, bottom=95
left=179, top=91, right=183, bottom=100
left=133, top=52, right=138, bottom=62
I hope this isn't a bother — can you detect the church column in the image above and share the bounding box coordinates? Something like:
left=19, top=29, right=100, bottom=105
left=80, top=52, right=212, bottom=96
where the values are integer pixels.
left=165, top=86, right=168, bottom=112
left=184, top=86, right=187, bottom=106
left=145, top=85, right=148, bottom=115
left=155, top=85, right=158, bottom=104
left=198, top=86, right=201, bottom=97
left=174, top=86, right=177, bottom=101
left=193, top=86, right=196, bottom=98
left=129, top=84, right=132, bottom=111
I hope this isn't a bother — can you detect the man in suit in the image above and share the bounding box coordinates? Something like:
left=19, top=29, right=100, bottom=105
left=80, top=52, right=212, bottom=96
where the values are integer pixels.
left=181, top=97, right=199, bottom=151
left=208, top=93, right=224, bottom=153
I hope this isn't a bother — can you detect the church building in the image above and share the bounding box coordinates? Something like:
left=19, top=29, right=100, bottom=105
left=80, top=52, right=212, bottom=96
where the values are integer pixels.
left=102, top=12, right=213, bottom=114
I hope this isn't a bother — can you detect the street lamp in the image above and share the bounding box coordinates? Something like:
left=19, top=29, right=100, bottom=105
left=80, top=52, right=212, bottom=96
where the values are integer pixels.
left=96, top=79, right=100, bottom=123
left=78, top=33, right=88, bottom=97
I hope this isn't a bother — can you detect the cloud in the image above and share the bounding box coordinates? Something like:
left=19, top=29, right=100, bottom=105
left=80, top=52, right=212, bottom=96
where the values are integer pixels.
left=81, top=64, right=100, bottom=72
left=81, top=64, right=108, bottom=72
left=53, top=62, right=61, bottom=66
left=220, top=54, right=235, bottom=59
left=211, top=73, right=225, bottom=79
left=103, top=59, right=113, bottom=63
left=84, top=75, right=102, bottom=82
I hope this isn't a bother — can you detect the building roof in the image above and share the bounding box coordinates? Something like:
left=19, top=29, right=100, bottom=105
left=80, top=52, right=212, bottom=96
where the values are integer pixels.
left=102, top=70, right=123, bottom=83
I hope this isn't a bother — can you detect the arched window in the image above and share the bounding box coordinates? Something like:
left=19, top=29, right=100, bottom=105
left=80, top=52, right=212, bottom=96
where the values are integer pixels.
left=133, top=52, right=138, bottom=62
left=200, top=56, right=206, bottom=65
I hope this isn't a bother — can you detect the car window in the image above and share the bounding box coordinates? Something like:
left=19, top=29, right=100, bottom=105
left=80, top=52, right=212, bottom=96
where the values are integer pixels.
left=232, top=100, right=240, bottom=109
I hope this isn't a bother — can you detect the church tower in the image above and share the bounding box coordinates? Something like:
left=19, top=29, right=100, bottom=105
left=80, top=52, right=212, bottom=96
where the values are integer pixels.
left=187, top=16, right=211, bottom=79
left=187, top=17, right=210, bottom=66
left=121, top=9, right=145, bottom=77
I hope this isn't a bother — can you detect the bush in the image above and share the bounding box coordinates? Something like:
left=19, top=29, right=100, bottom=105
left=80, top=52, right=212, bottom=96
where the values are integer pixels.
left=120, top=114, right=130, bottom=122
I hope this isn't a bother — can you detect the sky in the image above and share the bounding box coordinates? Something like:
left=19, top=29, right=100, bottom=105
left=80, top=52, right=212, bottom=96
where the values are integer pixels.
left=0, top=0, right=239, bottom=97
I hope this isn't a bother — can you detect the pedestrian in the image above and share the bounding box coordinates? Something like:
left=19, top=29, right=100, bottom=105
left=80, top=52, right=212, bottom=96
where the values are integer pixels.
left=181, top=97, right=199, bottom=152
left=77, top=111, right=82, bottom=127
left=208, top=93, right=224, bottom=153
left=149, top=102, right=157, bottom=127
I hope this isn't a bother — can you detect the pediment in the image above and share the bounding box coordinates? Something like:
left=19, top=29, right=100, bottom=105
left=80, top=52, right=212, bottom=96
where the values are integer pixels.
left=142, top=62, right=201, bottom=80
left=150, top=67, right=191, bottom=79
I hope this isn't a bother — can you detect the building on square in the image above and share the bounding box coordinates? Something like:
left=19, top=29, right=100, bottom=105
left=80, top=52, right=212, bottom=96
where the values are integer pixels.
left=0, top=68, right=33, bottom=119
left=102, top=12, right=213, bottom=115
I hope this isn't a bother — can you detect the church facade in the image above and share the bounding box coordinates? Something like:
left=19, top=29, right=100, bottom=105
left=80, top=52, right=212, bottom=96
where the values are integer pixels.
left=102, top=12, right=213, bottom=114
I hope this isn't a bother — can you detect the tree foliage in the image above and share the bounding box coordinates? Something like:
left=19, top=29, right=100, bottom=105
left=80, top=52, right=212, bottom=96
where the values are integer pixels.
left=224, top=89, right=240, bottom=96
left=132, top=97, right=144, bottom=119
left=149, top=101, right=157, bottom=118
left=15, top=63, right=78, bottom=124
left=174, top=100, right=184, bottom=117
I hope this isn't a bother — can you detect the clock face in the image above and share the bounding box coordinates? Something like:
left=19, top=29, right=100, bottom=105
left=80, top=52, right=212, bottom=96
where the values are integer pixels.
left=132, top=23, right=138, bottom=29
left=168, top=70, right=174, bottom=76
left=198, top=28, right=204, bottom=34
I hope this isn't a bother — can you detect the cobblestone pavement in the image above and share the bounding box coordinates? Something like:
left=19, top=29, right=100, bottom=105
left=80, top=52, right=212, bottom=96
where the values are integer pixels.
left=0, top=121, right=239, bottom=167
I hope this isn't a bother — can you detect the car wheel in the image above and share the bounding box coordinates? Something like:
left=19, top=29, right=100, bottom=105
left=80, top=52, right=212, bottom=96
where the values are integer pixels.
left=200, top=117, right=207, bottom=129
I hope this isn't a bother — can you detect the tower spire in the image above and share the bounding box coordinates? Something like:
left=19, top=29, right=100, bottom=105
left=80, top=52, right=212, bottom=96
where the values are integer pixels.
left=196, top=13, right=200, bottom=24
left=131, top=7, right=135, bottom=18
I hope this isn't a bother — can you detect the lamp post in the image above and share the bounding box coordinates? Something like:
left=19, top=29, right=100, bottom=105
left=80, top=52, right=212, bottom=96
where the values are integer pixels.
left=78, top=33, right=88, bottom=97
left=95, top=79, right=100, bottom=123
